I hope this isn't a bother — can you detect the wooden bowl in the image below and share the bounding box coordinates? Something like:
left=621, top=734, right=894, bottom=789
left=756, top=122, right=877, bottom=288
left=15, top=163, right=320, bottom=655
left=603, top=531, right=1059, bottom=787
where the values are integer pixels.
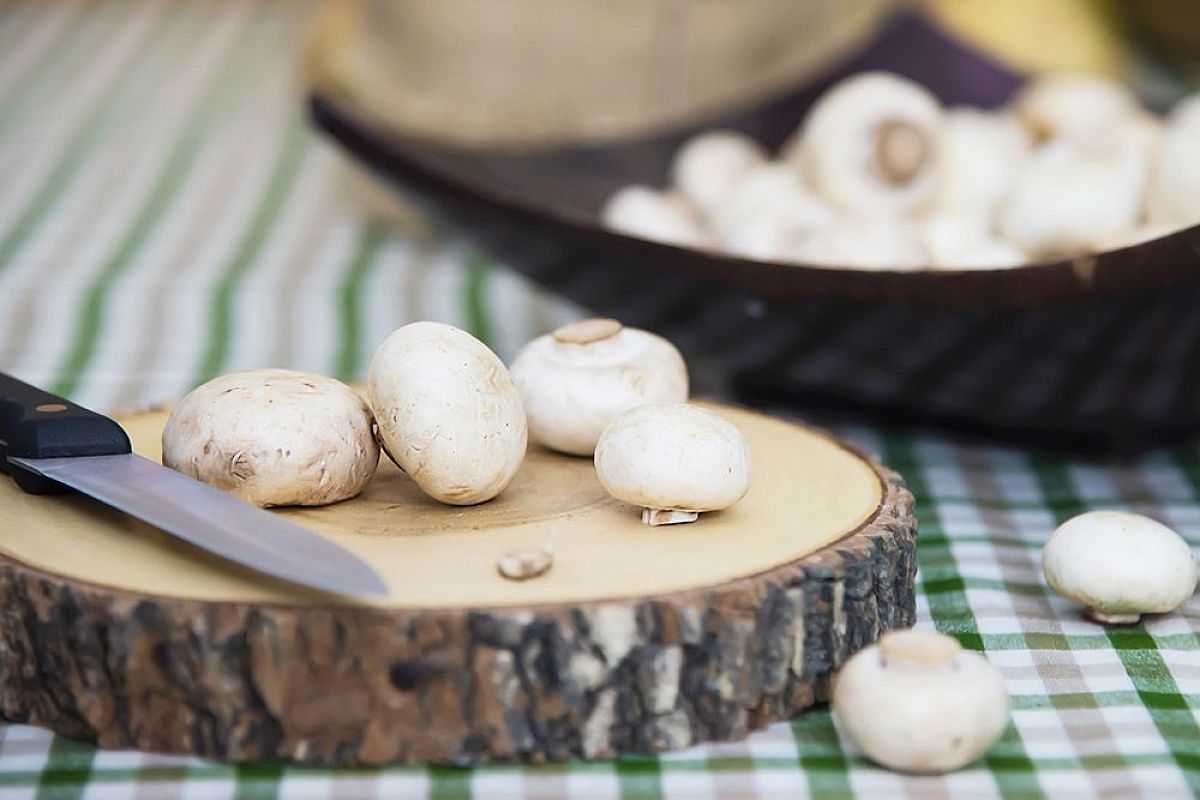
left=310, top=12, right=1200, bottom=454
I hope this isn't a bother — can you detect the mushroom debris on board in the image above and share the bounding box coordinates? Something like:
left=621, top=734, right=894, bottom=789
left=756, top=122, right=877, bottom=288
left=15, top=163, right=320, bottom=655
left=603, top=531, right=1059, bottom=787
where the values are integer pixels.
left=602, top=71, right=1200, bottom=270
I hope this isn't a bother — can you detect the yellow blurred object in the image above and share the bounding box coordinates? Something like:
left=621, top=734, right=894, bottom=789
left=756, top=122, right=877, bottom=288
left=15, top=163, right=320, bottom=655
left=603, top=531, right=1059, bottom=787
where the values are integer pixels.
left=926, top=0, right=1130, bottom=78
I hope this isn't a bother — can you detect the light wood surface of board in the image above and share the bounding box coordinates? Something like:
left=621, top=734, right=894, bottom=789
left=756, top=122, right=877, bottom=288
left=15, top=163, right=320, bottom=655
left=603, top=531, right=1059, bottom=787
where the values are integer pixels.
left=0, top=402, right=882, bottom=608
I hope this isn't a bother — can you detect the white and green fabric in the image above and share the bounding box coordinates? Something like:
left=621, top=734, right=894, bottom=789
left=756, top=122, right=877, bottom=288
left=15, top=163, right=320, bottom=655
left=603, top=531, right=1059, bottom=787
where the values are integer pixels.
left=1, top=2, right=1198, bottom=797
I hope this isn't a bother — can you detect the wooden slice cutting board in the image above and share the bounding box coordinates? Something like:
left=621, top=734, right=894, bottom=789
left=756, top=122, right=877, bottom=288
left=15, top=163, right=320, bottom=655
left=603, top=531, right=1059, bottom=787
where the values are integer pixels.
left=0, top=402, right=916, bottom=766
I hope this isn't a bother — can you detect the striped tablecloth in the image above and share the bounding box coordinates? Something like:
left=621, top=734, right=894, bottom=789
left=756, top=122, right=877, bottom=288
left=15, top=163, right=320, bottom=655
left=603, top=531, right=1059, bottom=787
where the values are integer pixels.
left=1, top=2, right=1199, bottom=798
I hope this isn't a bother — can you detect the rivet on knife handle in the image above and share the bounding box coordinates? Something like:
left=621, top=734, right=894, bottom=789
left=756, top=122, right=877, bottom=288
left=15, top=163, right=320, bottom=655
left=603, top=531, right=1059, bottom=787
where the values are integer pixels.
left=0, top=372, right=131, bottom=494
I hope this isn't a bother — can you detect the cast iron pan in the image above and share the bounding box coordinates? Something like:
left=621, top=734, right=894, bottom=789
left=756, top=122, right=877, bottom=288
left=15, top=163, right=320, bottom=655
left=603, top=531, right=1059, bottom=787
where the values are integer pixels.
left=311, top=12, right=1200, bottom=455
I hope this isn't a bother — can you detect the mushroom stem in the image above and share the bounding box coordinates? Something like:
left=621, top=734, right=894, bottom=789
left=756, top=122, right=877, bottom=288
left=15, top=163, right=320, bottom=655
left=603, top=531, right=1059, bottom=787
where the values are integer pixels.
left=642, top=508, right=700, bottom=526
left=552, top=318, right=623, bottom=345
left=874, top=119, right=928, bottom=185
left=1086, top=609, right=1141, bottom=625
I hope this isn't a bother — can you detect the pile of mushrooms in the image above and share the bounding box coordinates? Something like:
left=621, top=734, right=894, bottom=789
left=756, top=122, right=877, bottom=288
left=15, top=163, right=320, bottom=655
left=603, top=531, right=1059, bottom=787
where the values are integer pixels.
left=603, top=71, right=1200, bottom=270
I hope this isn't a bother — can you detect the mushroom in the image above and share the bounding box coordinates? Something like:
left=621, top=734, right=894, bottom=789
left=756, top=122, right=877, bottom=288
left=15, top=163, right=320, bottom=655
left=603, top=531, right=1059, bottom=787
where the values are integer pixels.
left=1042, top=510, right=1197, bottom=624
left=593, top=403, right=751, bottom=526
left=161, top=369, right=379, bottom=507
left=710, top=163, right=834, bottom=258
left=1146, top=109, right=1200, bottom=228
left=601, top=185, right=711, bottom=249
left=790, top=218, right=927, bottom=270
left=1095, top=222, right=1182, bottom=252
left=368, top=321, right=527, bottom=505
left=1012, top=72, right=1140, bottom=143
left=1171, top=92, right=1200, bottom=130
left=797, top=72, right=945, bottom=216
left=670, top=130, right=768, bottom=220
left=917, top=210, right=1026, bottom=269
left=934, top=107, right=1030, bottom=214
left=997, top=138, right=1147, bottom=257
left=832, top=629, right=1010, bottom=774
left=509, top=318, right=688, bottom=456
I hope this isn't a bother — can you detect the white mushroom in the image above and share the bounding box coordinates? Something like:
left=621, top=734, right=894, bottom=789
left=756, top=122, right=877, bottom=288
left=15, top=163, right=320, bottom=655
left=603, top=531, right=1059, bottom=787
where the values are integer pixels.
left=790, top=218, right=927, bottom=270
left=1095, top=222, right=1182, bottom=252
left=710, top=163, right=834, bottom=237
left=709, top=163, right=835, bottom=260
left=593, top=403, right=751, bottom=526
left=934, top=107, right=1030, bottom=214
left=1170, top=92, right=1200, bottom=130
left=368, top=321, right=527, bottom=505
left=798, top=72, right=945, bottom=216
left=832, top=629, right=1010, bottom=774
left=670, top=130, right=768, bottom=220
left=1013, top=72, right=1140, bottom=143
left=1146, top=109, right=1200, bottom=228
left=161, top=369, right=379, bottom=507
left=998, top=138, right=1147, bottom=257
left=1042, top=510, right=1197, bottom=624
left=601, top=185, right=711, bottom=248
left=509, top=318, right=688, bottom=456
left=917, top=210, right=1026, bottom=269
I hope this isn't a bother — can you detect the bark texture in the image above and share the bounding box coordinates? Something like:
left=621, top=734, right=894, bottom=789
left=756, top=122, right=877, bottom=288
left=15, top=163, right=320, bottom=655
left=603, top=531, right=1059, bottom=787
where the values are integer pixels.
left=0, top=462, right=916, bottom=766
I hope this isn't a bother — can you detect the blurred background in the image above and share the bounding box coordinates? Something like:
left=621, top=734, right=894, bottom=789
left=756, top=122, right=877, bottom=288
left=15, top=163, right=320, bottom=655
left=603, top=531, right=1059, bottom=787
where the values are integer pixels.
left=1, top=0, right=1197, bottom=418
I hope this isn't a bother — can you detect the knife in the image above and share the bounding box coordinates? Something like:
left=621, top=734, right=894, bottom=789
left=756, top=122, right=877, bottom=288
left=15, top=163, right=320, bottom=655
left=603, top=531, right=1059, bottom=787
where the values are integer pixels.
left=0, top=372, right=388, bottom=600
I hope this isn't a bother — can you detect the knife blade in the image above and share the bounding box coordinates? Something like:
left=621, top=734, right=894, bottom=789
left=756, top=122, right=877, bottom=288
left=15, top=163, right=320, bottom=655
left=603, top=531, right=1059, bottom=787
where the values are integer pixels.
left=0, top=372, right=388, bottom=600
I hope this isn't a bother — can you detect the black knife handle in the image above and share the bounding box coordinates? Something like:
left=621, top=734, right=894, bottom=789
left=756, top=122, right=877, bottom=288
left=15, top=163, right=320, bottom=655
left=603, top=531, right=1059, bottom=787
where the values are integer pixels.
left=0, top=372, right=131, bottom=494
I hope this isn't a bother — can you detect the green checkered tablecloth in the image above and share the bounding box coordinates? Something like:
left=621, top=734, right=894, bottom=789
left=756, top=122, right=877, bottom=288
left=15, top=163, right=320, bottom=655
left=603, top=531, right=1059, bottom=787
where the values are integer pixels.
left=1, top=1, right=1199, bottom=797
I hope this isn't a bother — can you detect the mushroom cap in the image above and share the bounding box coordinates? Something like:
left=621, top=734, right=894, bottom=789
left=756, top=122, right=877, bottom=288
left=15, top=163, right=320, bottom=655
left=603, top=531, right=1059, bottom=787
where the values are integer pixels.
left=935, top=107, right=1030, bottom=214
left=791, top=218, right=927, bottom=270
left=1013, top=72, right=1140, bottom=143
left=510, top=319, right=688, bottom=456
left=593, top=403, right=751, bottom=514
left=1146, top=112, right=1200, bottom=227
left=670, top=130, right=768, bottom=219
left=917, top=209, right=1026, bottom=269
left=712, top=163, right=835, bottom=248
left=799, top=71, right=945, bottom=216
left=832, top=629, right=1010, bottom=774
left=368, top=321, right=527, bottom=505
left=161, top=369, right=379, bottom=508
left=602, top=185, right=711, bottom=249
left=998, top=139, right=1147, bottom=257
left=1042, top=510, right=1198, bottom=620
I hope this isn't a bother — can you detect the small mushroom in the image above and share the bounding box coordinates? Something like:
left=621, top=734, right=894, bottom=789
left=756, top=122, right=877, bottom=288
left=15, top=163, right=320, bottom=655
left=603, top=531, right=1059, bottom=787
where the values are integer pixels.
left=1095, top=222, right=1182, bottom=252
left=509, top=318, right=688, bottom=456
left=670, top=130, right=768, bottom=220
left=1042, top=510, right=1197, bottom=624
left=798, top=72, right=945, bottom=216
left=593, top=403, right=751, bottom=526
left=1146, top=109, right=1200, bottom=228
left=711, top=163, right=835, bottom=259
left=917, top=210, right=1026, bottom=269
left=997, top=138, right=1147, bottom=257
left=1171, top=92, right=1200, bottom=130
left=368, top=321, right=527, bottom=505
left=602, top=185, right=711, bottom=248
left=790, top=218, right=927, bottom=270
left=934, top=107, right=1030, bottom=214
left=161, top=369, right=379, bottom=507
left=1013, top=72, right=1140, bottom=144
left=832, top=629, right=1010, bottom=774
